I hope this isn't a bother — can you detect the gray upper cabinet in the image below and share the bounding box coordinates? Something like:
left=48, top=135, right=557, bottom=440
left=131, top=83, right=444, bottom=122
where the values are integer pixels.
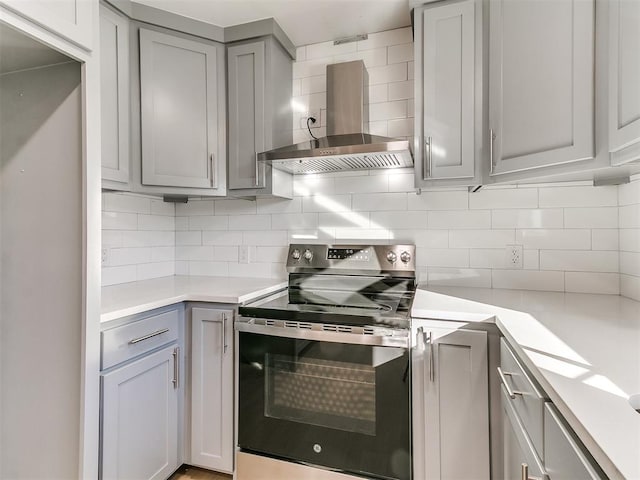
left=0, top=0, right=93, bottom=50
left=139, top=28, right=226, bottom=194
left=414, top=0, right=482, bottom=187
left=100, top=5, right=130, bottom=188
left=488, top=0, right=595, bottom=177
left=227, top=37, right=293, bottom=198
left=608, top=0, right=640, bottom=165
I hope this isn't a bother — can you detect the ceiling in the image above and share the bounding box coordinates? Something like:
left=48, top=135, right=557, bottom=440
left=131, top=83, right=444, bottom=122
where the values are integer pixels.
left=132, top=0, right=412, bottom=47
left=0, top=23, right=72, bottom=75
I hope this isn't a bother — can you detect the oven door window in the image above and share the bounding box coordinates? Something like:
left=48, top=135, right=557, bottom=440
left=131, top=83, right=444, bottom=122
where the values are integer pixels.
left=265, top=354, right=376, bottom=436
left=238, top=331, right=410, bottom=480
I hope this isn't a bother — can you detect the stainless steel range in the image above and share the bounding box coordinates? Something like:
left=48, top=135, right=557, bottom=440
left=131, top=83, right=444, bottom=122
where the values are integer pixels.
left=235, top=244, right=416, bottom=480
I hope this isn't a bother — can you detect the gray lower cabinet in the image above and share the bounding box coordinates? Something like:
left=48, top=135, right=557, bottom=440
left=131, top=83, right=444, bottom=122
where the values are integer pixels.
left=189, top=306, right=234, bottom=473
left=412, top=321, right=490, bottom=479
left=413, top=0, right=482, bottom=187
left=608, top=0, right=640, bottom=165
left=100, top=306, right=183, bottom=480
left=100, top=4, right=130, bottom=188
left=139, top=28, right=226, bottom=194
left=499, top=339, right=604, bottom=480
left=227, top=37, right=293, bottom=198
left=488, top=0, right=595, bottom=177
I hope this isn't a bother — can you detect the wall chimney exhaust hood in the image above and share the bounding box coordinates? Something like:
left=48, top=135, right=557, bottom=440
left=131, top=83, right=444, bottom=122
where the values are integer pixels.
left=257, top=60, right=413, bottom=174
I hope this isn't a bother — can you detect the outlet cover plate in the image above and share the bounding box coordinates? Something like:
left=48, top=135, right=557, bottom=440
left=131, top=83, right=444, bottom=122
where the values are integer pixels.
left=505, top=244, right=523, bottom=269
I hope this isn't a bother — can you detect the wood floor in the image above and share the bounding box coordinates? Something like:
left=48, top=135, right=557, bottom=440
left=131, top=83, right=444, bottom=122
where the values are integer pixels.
left=170, top=465, right=232, bottom=480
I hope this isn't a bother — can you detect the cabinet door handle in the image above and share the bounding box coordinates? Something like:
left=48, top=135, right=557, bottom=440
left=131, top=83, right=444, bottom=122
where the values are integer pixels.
left=521, top=463, right=542, bottom=480
left=497, top=366, right=524, bottom=399
left=423, top=137, right=432, bottom=180
left=426, top=330, right=434, bottom=382
left=210, top=153, right=216, bottom=188
left=222, top=313, right=228, bottom=354
left=172, top=346, right=179, bottom=389
left=128, top=328, right=169, bottom=345
left=254, top=152, right=261, bottom=187
left=489, top=129, right=496, bottom=174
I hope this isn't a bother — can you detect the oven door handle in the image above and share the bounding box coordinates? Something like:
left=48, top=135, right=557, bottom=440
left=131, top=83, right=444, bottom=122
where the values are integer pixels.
left=235, top=318, right=410, bottom=348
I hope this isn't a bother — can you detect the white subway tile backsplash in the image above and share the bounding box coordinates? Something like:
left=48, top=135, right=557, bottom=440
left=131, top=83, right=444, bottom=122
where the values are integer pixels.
left=621, top=274, right=640, bottom=301
left=189, top=261, right=229, bottom=277
left=620, top=251, right=640, bottom=277
left=189, top=216, right=229, bottom=231
left=214, top=199, right=257, bottom=215
left=369, top=100, right=408, bottom=121
left=293, top=59, right=327, bottom=79
left=104, top=193, right=151, bottom=214
left=175, top=217, right=188, bottom=231
left=151, top=246, right=175, bottom=262
left=619, top=229, right=640, bottom=252
left=408, top=191, right=468, bottom=211
left=334, top=175, right=388, bottom=194
left=301, top=75, right=326, bottom=95
left=592, top=229, right=619, bottom=251
left=564, top=207, right=618, bottom=228
left=450, top=229, right=515, bottom=248
left=388, top=43, right=413, bottom=64
left=296, top=46, right=306, bottom=61
left=228, top=262, right=285, bottom=279
left=491, top=209, right=563, bottom=229
left=370, top=211, right=428, bottom=230
left=428, top=268, right=492, bottom=288
left=120, top=231, right=175, bottom=247
left=352, top=192, right=407, bottom=211
left=150, top=199, right=175, bottom=216
left=387, top=118, right=414, bottom=137
left=202, top=231, right=243, bottom=246
left=523, top=250, right=540, bottom=270
left=255, top=246, right=289, bottom=263
left=492, top=270, right=565, bottom=292
left=102, top=230, right=123, bottom=248
left=388, top=81, right=414, bottom=101
left=103, top=211, right=137, bottom=230
left=306, top=40, right=356, bottom=59
left=302, top=194, right=352, bottom=213
left=102, top=265, right=137, bottom=286
left=368, top=84, right=389, bottom=104
left=213, top=246, right=239, bottom=262
left=540, top=250, right=619, bottom=273
left=515, top=229, right=591, bottom=250
left=618, top=180, right=640, bottom=206
left=619, top=204, right=640, bottom=228
left=257, top=197, right=303, bottom=214
left=176, top=231, right=203, bottom=246
left=367, top=63, right=407, bottom=85
left=565, top=272, right=620, bottom=295
left=334, top=47, right=388, bottom=68
left=387, top=173, right=415, bottom=192
left=319, top=211, right=370, bottom=229
left=334, top=228, right=391, bottom=241
left=271, top=213, right=319, bottom=230
left=417, top=248, right=469, bottom=268
left=176, top=246, right=215, bottom=262
left=228, top=214, right=271, bottom=231
left=138, top=214, right=174, bottom=231
left=428, top=210, right=491, bottom=229
left=539, top=186, right=618, bottom=208
left=109, top=247, right=151, bottom=267
left=137, top=262, right=174, bottom=281
left=397, top=230, right=449, bottom=248
left=470, top=188, right=538, bottom=210
left=242, top=230, right=288, bottom=246
left=176, top=199, right=214, bottom=216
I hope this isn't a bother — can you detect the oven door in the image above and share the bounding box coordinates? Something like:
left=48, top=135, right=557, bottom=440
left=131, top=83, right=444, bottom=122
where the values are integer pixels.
left=236, top=318, right=411, bottom=480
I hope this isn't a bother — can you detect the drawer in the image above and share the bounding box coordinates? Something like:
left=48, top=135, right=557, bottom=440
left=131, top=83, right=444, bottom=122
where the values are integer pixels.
left=501, top=385, right=547, bottom=480
left=544, top=404, right=604, bottom=480
left=499, top=338, right=546, bottom=460
left=101, top=308, right=179, bottom=370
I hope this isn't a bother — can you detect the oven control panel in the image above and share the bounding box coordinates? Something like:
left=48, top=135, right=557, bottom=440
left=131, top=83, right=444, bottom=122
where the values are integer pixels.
left=287, top=244, right=416, bottom=275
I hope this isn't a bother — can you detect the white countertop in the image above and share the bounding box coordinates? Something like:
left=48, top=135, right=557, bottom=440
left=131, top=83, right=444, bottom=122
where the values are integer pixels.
left=101, top=275, right=286, bottom=322
left=412, top=286, right=640, bottom=480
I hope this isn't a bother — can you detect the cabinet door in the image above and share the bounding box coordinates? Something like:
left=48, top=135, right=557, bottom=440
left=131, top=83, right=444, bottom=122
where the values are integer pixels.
left=412, top=325, right=490, bottom=480
left=609, top=0, right=640, bottom=165
left=0, top=0, right=93, bottom=49
left=101, top=345, right=180, bottom=480
left=139, top=28, right=225, bottom=191
left=489, top=0, right=594, bottom=176
left=416, top=0, right=476, bottom=182
left=190, top=307, right=234, bottom=472
left=100, top=5, right=129, bottom=185
left=228, top=41, right=266, bottom=189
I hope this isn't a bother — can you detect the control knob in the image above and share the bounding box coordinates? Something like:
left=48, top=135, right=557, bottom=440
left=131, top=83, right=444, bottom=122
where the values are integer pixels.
left=400, top=251, right=411, bottom=263
left=303, top=249, right=314, bottom=261
left=291, top=249, right=301, bottom=260
left=386, top=251, right=397, bottom=263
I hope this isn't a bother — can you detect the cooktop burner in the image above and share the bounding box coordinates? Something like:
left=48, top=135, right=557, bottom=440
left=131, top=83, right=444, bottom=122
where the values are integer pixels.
left=239, top=244, right=417, bottom=329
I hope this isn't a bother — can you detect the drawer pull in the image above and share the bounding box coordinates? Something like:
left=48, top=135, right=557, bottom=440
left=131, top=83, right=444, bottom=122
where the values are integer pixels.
left=172, top=346, right=180, bottom=389
left=521, top=463, right=542, bottom=480
left=128, top=328, right=170, bottom=345
left=498, top=366, right=524, bottom=399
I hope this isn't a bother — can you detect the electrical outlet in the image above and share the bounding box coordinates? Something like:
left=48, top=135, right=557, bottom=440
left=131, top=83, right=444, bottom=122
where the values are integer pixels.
left=299, top=109, right=321, bottom=130
left=505, top=244, right=523, bottom=269
left=239, top=245, right=251, bottom=264
left=101, top=248, right=109, bottom=266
